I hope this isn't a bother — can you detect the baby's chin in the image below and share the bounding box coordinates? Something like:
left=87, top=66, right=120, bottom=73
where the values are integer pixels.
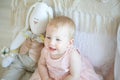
left=49, top=52, right=63, bottom=59
left=49, top=50, right=57, bottom=55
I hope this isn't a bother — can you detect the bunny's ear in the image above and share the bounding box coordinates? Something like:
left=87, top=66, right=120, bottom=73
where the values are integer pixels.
left=117, top=24, right=120, bottom=51
left=46, top=6, right=53, bottom=22
left=24, top=2, right=39, bottom=31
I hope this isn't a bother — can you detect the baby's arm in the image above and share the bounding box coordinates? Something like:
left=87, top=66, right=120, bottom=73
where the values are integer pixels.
left=64, top=50, right=81, bottom=80
left=38, top=48, right=53, bottom=80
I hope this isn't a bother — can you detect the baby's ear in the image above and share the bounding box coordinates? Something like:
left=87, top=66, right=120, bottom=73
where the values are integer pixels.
left=69, top=39, right=74, bottom=45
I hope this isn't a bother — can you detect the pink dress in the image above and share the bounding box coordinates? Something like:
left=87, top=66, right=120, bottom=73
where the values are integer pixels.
left=30, top=47, right=102, bottom=80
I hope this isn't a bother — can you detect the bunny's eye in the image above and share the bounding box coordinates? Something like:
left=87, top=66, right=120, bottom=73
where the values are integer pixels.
left=56, top=38, right=61, bottom=41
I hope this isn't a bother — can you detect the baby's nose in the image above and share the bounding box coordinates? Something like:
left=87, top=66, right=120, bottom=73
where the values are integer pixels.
left=49, top=39, right=56, bottom=46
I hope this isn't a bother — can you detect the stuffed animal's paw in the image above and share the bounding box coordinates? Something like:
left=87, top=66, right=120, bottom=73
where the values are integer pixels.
left=2, top=56, right=15, bottom=68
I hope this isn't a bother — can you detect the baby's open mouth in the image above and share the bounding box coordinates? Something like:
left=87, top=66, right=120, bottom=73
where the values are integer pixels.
left=49, top=47, right=56, bottom=51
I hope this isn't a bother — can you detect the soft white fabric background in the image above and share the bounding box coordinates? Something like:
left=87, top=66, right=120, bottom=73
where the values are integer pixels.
left=0, top=0, right=12, bottom=78
left=0, top=0, right=13, bottom=48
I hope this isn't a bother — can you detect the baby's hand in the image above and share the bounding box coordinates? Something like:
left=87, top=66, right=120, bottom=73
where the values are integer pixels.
left=48, top=77, right=54, bottom=80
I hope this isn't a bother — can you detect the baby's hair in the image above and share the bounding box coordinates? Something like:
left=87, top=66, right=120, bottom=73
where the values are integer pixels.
left=47, top=16, right=76, bottom=39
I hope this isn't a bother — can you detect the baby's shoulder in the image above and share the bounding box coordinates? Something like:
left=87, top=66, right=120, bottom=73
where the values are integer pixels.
left=41, top=47, right=48, bottom=54
left=70, top=47, right=80, bottom=54
left=69, top=47, right=81, bottom=58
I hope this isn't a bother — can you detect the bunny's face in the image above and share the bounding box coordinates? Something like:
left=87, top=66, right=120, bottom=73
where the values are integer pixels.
left=29, top=3, right=52, bottom=35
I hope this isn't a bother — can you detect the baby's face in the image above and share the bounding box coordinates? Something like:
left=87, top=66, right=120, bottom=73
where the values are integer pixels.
left=44, top=26, right=73, bottom=57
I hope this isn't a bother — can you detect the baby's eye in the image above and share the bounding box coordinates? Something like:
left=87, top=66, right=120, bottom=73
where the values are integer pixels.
left=56, top=38, right=61, bottom=41
left=46, top=36, right=51, bottom=39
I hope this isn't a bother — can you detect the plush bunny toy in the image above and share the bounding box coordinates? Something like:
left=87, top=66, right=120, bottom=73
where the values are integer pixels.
left=1, top=1, right=53, bottom=80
